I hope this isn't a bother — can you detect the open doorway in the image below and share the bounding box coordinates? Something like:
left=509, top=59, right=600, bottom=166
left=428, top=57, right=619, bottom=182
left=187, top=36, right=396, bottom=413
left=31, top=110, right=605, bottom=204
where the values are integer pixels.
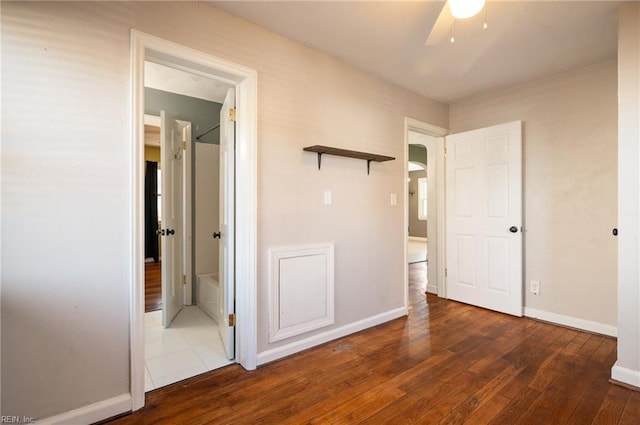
left=408, top=132, right=441, bottom=295
left=142, top=61, right=235, bottom=391
left=404, top=118, right=446, bottom=304
left=408, top=148, right=428, bottom=263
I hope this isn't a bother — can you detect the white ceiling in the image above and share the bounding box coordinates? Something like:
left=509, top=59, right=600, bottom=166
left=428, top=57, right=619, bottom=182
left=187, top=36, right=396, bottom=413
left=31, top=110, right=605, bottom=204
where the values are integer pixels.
left=209, top=1, right=623, bottom=104
left=144, top=61, right=230, bottom=103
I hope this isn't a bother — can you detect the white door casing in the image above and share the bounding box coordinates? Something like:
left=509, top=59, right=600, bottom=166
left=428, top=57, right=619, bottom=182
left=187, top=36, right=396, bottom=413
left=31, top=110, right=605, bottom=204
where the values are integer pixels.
left=218, top=88, right=236, bottom=360
left=445, top=121, right=523, bottom=316
left=132, top=30, right=258, bottom=412
left=161, top=110, right=185, bottom=327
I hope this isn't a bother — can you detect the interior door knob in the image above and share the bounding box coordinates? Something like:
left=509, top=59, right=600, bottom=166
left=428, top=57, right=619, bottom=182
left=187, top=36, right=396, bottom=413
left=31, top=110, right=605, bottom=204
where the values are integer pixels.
left=213, top=232, right=221, bottom=239
left=167, top=229, right=175, bottom=235
left=509, top=226, right=518, bottom=233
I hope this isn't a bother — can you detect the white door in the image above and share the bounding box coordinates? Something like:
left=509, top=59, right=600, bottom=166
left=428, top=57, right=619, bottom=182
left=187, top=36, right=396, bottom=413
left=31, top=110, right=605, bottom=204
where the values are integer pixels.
left=161, top=111, right=185, bottom=327
left=217, top=88, right=236, bottom=359
left=445, top=121, right=522, bottom=316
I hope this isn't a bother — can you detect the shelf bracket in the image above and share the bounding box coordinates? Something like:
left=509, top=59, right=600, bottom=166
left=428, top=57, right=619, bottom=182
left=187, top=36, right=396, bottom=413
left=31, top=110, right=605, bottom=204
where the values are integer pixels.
left=367, top=160, right=373, bottom=175
left=317, top=152, right=323, bottom=170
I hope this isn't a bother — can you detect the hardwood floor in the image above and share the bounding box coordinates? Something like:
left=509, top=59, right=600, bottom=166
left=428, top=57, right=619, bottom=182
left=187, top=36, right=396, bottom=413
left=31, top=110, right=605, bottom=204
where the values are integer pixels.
left=145, top=261, right=162, bottom=313
left=108, top=263, right=639, bottom=424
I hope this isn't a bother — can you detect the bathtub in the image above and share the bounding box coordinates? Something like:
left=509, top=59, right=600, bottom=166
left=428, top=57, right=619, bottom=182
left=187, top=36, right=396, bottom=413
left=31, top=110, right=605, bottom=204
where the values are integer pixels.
left=197, top=272, right=219, bottom=323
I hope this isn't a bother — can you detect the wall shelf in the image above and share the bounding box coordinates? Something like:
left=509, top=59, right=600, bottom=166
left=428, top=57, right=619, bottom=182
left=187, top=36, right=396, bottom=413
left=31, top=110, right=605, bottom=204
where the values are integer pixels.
left=303, top=145, right=395, bottom=175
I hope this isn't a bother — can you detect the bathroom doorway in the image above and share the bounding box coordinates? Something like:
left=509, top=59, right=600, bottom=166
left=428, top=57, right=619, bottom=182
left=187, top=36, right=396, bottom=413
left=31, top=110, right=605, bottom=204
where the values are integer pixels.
left=142, top=60, right=235, bottom=391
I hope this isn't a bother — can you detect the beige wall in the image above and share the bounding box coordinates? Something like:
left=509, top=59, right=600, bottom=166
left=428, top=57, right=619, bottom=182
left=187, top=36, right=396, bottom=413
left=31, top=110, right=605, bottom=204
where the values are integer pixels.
left=1, top=1, right=448, bottom=419
left=450, top=60, right=618, bottom=327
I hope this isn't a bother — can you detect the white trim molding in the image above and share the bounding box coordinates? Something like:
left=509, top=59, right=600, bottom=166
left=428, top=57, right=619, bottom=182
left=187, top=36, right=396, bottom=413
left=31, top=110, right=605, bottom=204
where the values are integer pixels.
left=426, top=284, right=438, bottom=295
left=408, top=236, right=427, bottom=242
left=524, top=307, right=617, bottom=337
left=37, top=394, right=131, bottom=425
left=130, top=30, right=258, bottom=412
left=257, top=307, right=408, bottom=366
left=611, top=362, right=640, bottom=389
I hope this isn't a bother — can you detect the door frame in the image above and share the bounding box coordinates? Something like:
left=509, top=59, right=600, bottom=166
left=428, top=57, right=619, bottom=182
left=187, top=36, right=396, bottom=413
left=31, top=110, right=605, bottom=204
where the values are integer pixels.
left=404, top=118, right=447, bottom=303
left=145, top=114, right=194, bottom=306
left=131, top=30, right=258, bottom=411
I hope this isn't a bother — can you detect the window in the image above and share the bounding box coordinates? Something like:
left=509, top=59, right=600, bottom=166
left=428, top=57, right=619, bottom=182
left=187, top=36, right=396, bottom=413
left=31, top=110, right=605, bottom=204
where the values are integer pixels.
left=418, top=177, right=427, bottom=220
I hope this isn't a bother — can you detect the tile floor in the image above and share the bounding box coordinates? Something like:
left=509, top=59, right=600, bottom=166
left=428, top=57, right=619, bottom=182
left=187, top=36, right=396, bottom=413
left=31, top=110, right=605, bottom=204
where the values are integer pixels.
left=144, top=306, right=233, bottom=391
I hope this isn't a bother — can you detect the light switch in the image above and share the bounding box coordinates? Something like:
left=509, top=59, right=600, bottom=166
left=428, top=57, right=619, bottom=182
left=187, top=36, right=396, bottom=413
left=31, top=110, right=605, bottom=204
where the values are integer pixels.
left=390, top=193, right=397, bottom=206
left=324, top=190, right=332, bottom=205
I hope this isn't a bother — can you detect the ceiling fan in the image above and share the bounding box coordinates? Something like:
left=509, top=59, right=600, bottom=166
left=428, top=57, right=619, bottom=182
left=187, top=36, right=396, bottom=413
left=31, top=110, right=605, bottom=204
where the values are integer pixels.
left=425, top=0, right=487, bottom=45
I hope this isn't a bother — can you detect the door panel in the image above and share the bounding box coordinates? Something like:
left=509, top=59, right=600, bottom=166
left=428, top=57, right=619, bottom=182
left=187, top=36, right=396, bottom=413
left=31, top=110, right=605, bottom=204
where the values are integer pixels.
left=445, top=121, right=522, bottom=316
left=161, top=111, right=184, bottom=327
left=218, top=88, right=236, bottom=360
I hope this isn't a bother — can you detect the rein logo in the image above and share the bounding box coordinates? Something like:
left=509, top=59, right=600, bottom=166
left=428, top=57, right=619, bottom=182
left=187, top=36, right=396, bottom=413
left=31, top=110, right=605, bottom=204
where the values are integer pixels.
left=0, top=417, right=34, bottom=424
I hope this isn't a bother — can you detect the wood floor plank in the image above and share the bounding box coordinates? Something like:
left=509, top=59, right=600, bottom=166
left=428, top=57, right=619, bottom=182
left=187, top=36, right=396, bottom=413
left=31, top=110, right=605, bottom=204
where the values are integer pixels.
left=488, top=387, right=542, bottom=425
left=309, top=384, right=406, bottom=424
left=106, top=263, right=640, bottom=425
left=592, top=337, right=617, bottom=364
left=145, top=261, right=162, bottom=312
left=515, top=355, right=590, bottom=424
left=619, top=391, right=640, bottom=425
left=591, top=389, right=629, bottom=425
left=461, top=394, right=512, bottom=425
left=566, top=369, right=617, bottom=424
left=578, top=334, right=607, bottom=358
left=433, top=364, right=523, bottom=425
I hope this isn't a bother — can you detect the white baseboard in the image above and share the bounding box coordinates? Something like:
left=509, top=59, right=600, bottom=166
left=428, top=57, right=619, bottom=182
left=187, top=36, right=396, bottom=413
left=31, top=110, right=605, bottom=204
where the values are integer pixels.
left=257, top=306, right=408, bottom=366
left=37, top=394, right=131, bottom=425
left=426, top=284, right=437, bottom=294
left=612, top=362, right=640, bottom=389
left=524, top=307, right=617, bottom=337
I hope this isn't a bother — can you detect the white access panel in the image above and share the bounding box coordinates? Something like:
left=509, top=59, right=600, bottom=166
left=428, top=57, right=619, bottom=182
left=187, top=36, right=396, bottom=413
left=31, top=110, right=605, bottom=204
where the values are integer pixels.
left=269, top=243, right=335, bottom=342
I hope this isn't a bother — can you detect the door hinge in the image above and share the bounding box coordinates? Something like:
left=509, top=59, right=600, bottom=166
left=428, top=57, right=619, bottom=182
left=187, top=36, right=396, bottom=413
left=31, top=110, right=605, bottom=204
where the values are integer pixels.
left=182, top=275, right=186, bottom=285
left=229, top=313, right=236, bottom=327
left=444, top=147, right=447, bottom=157
left=181, top=141, right=187, bottom=150
left=445, top=268, right=448, bottom=277
left=229, top=107, right=237, bottom=122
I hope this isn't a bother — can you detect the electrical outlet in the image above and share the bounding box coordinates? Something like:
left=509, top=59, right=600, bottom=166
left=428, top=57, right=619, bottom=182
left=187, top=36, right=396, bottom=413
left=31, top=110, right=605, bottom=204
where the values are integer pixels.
left=530, top=280, right=540, bottom=295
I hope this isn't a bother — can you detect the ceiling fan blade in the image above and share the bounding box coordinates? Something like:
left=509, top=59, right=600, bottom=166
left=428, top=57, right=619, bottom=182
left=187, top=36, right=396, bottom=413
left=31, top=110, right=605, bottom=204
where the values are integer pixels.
left=425, top=1, right=454, bottom=46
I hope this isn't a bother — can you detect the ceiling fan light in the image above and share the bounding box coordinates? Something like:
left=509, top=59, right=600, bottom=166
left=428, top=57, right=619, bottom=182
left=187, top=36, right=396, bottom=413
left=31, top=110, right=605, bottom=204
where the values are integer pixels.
left=449, top=0, right=486, bottom=20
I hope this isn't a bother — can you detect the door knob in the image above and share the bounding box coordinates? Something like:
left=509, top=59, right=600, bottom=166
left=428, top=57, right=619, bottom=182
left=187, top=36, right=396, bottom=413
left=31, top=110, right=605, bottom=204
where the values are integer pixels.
left=167, top=229, right=175, bottom=235
left=509, top=226, right=518, bottom=233
left=213, top=232, right=221, bottom=239
left=613, top=228, right=618, bottom=236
